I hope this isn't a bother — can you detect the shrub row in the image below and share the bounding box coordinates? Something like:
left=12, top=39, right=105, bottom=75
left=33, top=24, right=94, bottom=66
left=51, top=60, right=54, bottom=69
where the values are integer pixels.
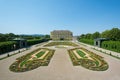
left=27, top=38, right=50, bottom=46
left=101, top=41, right=120, bottom=53
left=79, top=39, right=94, bottom=45
left=0, top=38, right=50, bottom=55
left=0, top=41, right=18, bottom=55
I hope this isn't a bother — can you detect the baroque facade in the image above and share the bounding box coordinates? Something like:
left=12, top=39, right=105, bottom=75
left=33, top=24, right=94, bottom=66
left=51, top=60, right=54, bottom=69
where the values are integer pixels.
left=50, top=30, right=73, bottom=40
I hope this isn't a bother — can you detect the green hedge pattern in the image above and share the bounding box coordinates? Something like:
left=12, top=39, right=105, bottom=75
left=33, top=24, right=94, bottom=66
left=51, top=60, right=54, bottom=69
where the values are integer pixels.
left=9, top=48, right=55, bottom=72
left=68, top=48, right=109, bottom=71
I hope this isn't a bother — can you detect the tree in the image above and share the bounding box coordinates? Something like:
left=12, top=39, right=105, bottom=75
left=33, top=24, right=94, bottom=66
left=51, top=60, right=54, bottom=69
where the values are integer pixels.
left=101, top=30, right=110, bottom=38
left=0, top=33, right=6, bottom=42
left=5, top=33, right=15, bottom=40
left=92, top=32, right=100, bottom=39
left=85, top=33, right=92, bottom=39
left=108, top=28, right=120, bottom=40
left=80, top=34, right=85, bottom=39
left=44, top=35, right=50, bottom=38
left=0, top=33, right=16, bottom=42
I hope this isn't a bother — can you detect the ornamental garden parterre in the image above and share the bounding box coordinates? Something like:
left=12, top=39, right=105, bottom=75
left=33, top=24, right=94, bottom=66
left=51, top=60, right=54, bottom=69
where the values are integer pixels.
left=9, top=41, right=109, bottom=72
left=9, top=48, right=55, bottom=72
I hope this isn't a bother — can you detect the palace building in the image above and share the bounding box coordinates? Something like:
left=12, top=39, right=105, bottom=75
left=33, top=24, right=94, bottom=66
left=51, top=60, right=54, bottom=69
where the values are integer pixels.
left=50, top=30, right=73, bottom=40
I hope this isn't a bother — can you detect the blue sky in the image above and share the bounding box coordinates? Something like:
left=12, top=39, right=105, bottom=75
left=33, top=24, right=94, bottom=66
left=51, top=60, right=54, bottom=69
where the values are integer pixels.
left=0, top=0, right=120, bottom=35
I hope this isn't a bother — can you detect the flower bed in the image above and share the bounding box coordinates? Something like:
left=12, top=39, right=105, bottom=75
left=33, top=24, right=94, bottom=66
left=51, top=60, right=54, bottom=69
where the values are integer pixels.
left=9, top=48, right=55, bottom=72
left=68, top=48, right=109, bottom=71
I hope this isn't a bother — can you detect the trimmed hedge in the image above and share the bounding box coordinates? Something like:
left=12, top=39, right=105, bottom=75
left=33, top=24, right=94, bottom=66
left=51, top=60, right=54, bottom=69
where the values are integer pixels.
left=27, top=38, right=50, bottom=46
left=0, top=41, right=18, bottom=55
left=79, top=39, right=94, bottom=45
left=101, top=41, right=120, bottom=53
left=79, top=38, right=120, bottom=53
left=0, top=38, right=50, bottom=55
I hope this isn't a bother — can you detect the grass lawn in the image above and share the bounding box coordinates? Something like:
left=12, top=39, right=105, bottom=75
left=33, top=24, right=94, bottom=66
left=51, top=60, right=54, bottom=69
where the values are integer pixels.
left=95, top=60, right=99, bottom=66
left=20, top=51, right=46, bottom=67
left=77, top=50, right=86, bottom=58
left=36, top=51, right=45, bottom=58
left=91, top=56, right=100, bottom=66
left=20, top=59, right=28, bottom=67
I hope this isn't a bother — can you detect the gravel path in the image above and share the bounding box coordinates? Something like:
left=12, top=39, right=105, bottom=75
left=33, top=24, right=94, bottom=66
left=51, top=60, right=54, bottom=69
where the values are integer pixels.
left=0, top=42, right=120, bottom=80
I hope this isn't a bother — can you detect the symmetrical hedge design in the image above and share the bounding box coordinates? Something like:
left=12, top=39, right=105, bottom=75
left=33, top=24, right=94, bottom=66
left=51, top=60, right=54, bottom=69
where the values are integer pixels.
left=44, top=41, right=78, bottom=47
left=68, top=48, right=109, bottom=71
left=9, top=48, right=54, bottom=72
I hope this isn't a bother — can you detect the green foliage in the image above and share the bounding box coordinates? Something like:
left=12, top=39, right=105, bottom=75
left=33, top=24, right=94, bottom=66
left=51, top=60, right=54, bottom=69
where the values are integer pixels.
left=0, top=38, right=50, bottom=55
left=79, top=28, right=120, bottom=41
left=79, top=34, right=85, bottom=39
left=85, top=33, right=93, bottom=39
left=101, top=41, right=120, bottom=53
left=101, top=30, right=110, bottom=38
left=44, top=35, right=50, bottom=38
left=77, top=50, right=86, bottom=58
left=0, top=33, right=50, bottom=42
left=0, top=33, right=17, bottom=42
left=27, top=39, right=42, bottom=46
left=79, top=39, right=94, bottom=45
left=27, top=38, right=50, bottom=46
left=92, top=31, right=101, bottom=39
left=9, top=48, right=55, bottom=72
left=79, top=33, right=93, bottom=39
left=0, top=41, right=17, bottom=54
left=108, top=28, right=120, bottom=40
left=68, top=48, right=109, bottom=71
left=20, top=59, right=28, bottom=67
left=78, top=28, right=120, bottom=53
left=36, top=51, right=45, bottom=58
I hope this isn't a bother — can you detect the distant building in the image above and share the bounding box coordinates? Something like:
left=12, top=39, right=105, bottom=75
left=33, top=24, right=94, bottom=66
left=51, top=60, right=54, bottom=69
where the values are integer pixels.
left=13, top=38, right=27, bottom=48
left=50, top=30, right=73, bottom=40
left=94, top=38, right=109, bottom=47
